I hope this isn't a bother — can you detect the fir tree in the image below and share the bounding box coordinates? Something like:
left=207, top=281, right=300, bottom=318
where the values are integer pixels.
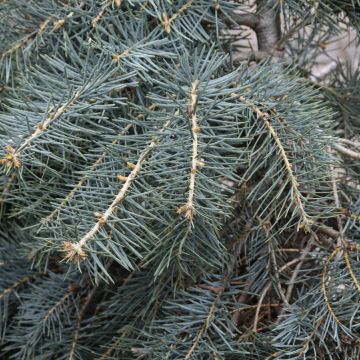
left=0, top=1, right=359, bottom=359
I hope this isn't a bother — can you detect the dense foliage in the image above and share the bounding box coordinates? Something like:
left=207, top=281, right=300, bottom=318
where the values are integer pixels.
left=0, top=1, right=359, bottom=359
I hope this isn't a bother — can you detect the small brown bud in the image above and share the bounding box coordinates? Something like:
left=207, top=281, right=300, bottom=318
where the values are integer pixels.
left=53, top=19, right=65, bottom=31
left=177, top=204, right=187, bottom=215
left=112, top=54, right=120, bottom=63
left=161, top=13, right=171, bottom=33
left=94, top=212, right=106, bottom=226
left=117, top=175, right=128, bottom=182
left=127, top=162, right=136, bottom=170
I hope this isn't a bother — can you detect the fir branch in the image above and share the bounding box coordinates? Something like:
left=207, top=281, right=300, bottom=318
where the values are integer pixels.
left=0, top=173, right=16, bottom=203
left=161, top=0, right=194, bottom=34
left=63, top=120, right=171, bottom=263
left=240, top=96, right=313, bottom=232
left=68, top=286, right=97, bottom=360
left=4, top=273, right=80, bottom=358
left=177, top=80, right=199, bottom=222
left=330, top=170, right=360, bottom=298
left=97, top=326, right=131, bottom=360
left=0, top=1, right=358, bottom=358
left=184, top=292, right=221, bottom=360
left=43, top=290, right=73, bottom=323
left=331, top=164, right=346, bottom=249
left=321, top=247, right=341, bottom=324
left=344, top=249, right=360, bottom=292
left=0, top=17, right=52, bottom=58
left=1, top=89, right=82, bottom=171
left=92, top=1, right=113, bottom=28
left=0, top=166, right=17, bottom=213
left=53, top=2, right=85, bottom=31
left=0, top=274, right=35, bottom=301
left=16, top=90, right=81, bottom=154
left=41, top=124, right=133, bottom=224
left=111, top=48, right=132, bottom=63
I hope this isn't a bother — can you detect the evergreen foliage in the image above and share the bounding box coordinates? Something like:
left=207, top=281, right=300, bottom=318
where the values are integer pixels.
left=0, top=0, right=359, bottom=359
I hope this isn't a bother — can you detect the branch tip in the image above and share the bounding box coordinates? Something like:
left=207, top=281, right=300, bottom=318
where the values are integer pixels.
left=0, top=145, right=20, bottom=170
left=63, top=241, right=87, bottom=263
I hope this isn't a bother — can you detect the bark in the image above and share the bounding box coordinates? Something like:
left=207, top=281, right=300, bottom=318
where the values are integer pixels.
left=255, top=0, right=281, bottom=51
left=222, top=0, right=281, bottom=53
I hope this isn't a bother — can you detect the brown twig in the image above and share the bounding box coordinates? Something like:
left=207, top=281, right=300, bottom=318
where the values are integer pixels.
left=221, top=0, right=283, bottom=66
left=331, top=168, right=346, bottom=250
left=255, top=0, right=281, bottom=52
left=276, top=236, right=313, bottom=323
left=232, top=49, right=284, bottom=65
left=68, top=286, right=97, bottom=360
left=284, top=238, right=313, bottom=301
left=270, top=243, right=288, bottom=306
left=253, top=282, right=271, bottom=332
left=221, top=0, right=281, bottom=52
left=317, top=225, right=339, bottom=239
left=332, top=143, right=360, bottom=161
left=338, top=138, right=360, bottom=148
left=221, top=12, right=259, bottom=30
left=0, top=274, right=36, bottom=300
left=231, top=284, right=251, bottom=324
